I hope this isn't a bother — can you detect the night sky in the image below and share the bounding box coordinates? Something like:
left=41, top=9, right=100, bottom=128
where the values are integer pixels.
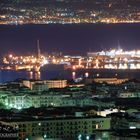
left=0, top=23, right=140, bottom=56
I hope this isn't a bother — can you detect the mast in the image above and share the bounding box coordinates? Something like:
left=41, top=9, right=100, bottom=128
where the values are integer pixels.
left=37, top=40, right=41, bottom=58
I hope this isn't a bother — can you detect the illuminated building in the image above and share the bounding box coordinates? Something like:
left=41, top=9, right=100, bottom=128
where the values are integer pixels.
left=22, top=80, right=67, bottom=90
left=93, top=78, right=128, bottom=84
left=119, top=92, right=140, bottom=98
left=32, top=83, right=48, bottom=92
left=0, top=90, right=114, bottom=109
left=6, top=94, right=28, bottom=109
left=1, top=116, right=111, bottom=140
left=45, top=80, right=67, bottom=89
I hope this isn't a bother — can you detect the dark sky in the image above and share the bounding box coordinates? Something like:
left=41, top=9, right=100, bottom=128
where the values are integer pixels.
left=0, top=23, right=140, bottom=56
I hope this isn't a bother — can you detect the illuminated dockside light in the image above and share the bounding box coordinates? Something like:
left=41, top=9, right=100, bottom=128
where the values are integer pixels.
left=87, top=48, right=140, bottom=69
left=2, top=48, right=140, bottom=71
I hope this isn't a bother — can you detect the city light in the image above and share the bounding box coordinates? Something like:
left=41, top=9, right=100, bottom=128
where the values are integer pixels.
left=1, top=49, right=140, bottom=71
left=78, top=134, right=82, bottom=140
left=38, top=122, right=41, bottom=126
left=86, top=135, right=90, bottom=140
left=43, top=134, right=47, bottom=138
left=0, top=1, right=140, bottom=25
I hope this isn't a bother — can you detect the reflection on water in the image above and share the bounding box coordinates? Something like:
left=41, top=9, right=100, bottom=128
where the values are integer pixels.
left=72, top=71, right=76, bottom=80
left=0, top=70, right=86, bottom=82
left=28, top=71, right=33, bottom=79
left=72, top=71, right=89, bottom=80
left=34, top=71, right=41, bottom=80
left=85, top=72, right=89, bottom=78
left=0, top=69, right=140, bottom=83
left=27, top=71, right=41, bottom=80
left=0, top=70, right=42, bottom=83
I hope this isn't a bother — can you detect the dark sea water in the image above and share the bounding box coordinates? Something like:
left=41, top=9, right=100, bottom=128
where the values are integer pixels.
left=0, top=23, right=140, bottom=56
left=0, top=69, right=72, bottom=83
left=0, top=68, right=140, bottom=83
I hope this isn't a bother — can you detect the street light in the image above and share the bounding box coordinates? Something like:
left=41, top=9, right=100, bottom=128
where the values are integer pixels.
left=86, top=135, right=90, bottom=140
left=43, top=134, right=47, bottom=139
left=78, top=134, right=82, bottom=140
